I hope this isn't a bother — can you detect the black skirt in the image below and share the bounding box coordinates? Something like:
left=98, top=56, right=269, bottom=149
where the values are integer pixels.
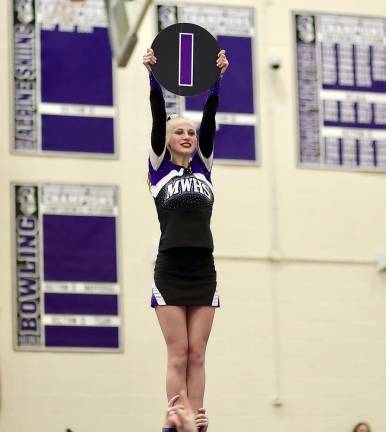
left=151, top=247, right=219, bottom=307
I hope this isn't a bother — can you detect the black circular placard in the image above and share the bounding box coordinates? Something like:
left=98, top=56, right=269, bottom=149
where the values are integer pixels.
left=151, top=23, right=220, bottom=96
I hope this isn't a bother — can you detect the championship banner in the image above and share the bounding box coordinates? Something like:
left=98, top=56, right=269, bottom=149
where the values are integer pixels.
left=155, top=3, right=258, bottom=164
left=13, top=0, right=116, bottom=156
left=295, top=12, right=386, bottom=171
left=14, top=184, right=121, bottom=351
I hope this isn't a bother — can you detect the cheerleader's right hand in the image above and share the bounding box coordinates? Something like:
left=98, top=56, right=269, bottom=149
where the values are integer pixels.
left=143, top=48, right=157, bottom=71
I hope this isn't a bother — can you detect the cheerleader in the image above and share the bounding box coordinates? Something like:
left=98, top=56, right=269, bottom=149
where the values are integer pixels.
left=143, top=47, right=229, bottom=414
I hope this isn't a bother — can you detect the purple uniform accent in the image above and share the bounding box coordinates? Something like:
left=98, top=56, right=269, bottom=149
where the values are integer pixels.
left=149, top=151, right=214, bottom=251
left=41, top=115, right=114, bottom=153
left=149, top=157, right=170, bottom=185
left=151, top=294, right=158, bottom=307
left=43, top=215, right=117, bottom=283
left=149, top=72, right=162, bottom=93
left=45, top=325, right=119, bottom=348
left=44, top=293, right=118, bottom=315
left=179, top=33, right=194, bottom=86
left=186, top=35, right=254, bottom=114
left=190, top=152, right=211, bottom=182
left=40, top=28, right=113, bottom=105
left=214, top=124, right=255, bottom=161
left=208, top=77, right=222, bottom=97
left=149, top=152, right=211, bottom=186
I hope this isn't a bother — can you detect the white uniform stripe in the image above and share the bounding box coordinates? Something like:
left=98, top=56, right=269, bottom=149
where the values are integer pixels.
left=151, top=168, right=213, bottom=199
left=197, top=145, right=213, bottom=172
left=152, top=281, right=166, bottom=306
left=212, top=290, right=219, bottom=307
left=149, top=146, right=167, bottom=170
left=150, top=168, right=184, bottom=197
left=194, top=173, right=213, bottom=191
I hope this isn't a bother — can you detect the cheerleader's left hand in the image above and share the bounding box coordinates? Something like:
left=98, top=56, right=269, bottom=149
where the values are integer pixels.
left=216, top=49, right=229, bottom=74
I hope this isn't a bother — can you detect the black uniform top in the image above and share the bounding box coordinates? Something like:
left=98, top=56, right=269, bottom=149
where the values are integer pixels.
left=148, top=73, right=220, bottom=251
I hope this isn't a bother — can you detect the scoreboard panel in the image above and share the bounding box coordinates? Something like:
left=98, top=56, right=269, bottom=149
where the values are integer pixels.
left=295, top=12, right=386, bottom=171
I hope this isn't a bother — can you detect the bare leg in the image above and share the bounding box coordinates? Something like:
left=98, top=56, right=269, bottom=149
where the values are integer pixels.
left=186, top=306, right=215, bottom=413
left=156, top=306, right=189, bottom=400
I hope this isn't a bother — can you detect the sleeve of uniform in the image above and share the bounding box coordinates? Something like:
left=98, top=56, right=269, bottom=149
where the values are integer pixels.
left=149, top=72, right=167, bottom=170
left=197, top=77, right=221, bottom=171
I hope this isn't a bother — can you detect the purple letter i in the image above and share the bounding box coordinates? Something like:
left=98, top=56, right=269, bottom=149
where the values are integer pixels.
left=179, top=33, right=194, bottom=86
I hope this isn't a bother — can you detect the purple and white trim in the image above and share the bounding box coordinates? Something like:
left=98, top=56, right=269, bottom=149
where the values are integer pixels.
left=212, top=290, right=220, bottom=307
left=150, top=167, right=184, bottom=198
left=151, top=281, right=166, bottom=306
left=197, top=145, right=214, bottom=172
left=149, top=146, right=167, bottom=171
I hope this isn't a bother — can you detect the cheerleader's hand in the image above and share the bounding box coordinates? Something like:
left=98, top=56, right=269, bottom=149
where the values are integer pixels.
left=143, top=47, right=157, bottom=71
left=216, top=49, right=229, bottom=74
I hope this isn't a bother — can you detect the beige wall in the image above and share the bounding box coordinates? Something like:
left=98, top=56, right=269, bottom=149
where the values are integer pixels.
left=1, top=0, right=386, bottom=431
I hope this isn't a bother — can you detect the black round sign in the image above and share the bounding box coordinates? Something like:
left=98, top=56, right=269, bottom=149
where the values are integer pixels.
left=151, top=23, right=220, bottom=96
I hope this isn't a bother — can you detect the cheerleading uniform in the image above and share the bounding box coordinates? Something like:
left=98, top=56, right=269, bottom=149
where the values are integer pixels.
left=148, top=72, right=220, bottom=308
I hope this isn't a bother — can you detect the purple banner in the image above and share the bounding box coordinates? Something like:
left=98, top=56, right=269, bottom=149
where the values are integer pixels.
left=41, top=115, right=114, bottom=154
left=214, top=124, right=255, bottom=161
left=43, top=214, right=117, bottom=283
left=14, top=183, right=121, bottom=352
left=44, top=293, right=118, bottom=315
left=156, top=4, right=257, bottom=163
left=45, top=326, right=119, bottom=348
left=13, top=0, right=116, bottom=155
left=185, top=35, right=254, bottom=114
left=40, top=28, right=113, bottom=105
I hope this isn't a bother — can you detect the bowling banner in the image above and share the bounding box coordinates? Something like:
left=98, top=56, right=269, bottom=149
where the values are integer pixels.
left=155, top=3, right=258, bottom=164
left=295, top=12, right=386, bottom=171
left=12, top=0, right=116, bottom=156
left=13, top=183, right=121, bottom=351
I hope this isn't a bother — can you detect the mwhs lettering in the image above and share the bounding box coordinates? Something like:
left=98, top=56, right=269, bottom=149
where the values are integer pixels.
left=166, top=177, right=212, bottom=200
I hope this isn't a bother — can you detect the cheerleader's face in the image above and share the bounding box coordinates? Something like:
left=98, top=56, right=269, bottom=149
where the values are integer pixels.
left=166, top=118, right=197, bottom=157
